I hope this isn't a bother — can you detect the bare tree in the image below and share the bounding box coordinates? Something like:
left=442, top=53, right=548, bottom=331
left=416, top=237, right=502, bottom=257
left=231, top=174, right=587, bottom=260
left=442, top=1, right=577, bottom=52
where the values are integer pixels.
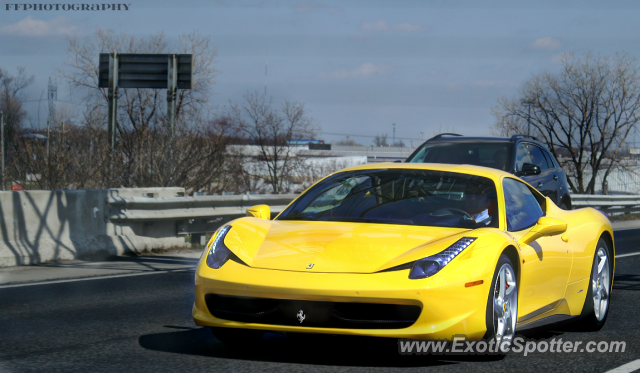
left=336, top=138, right=361, bottom=146
left=56, top=28, right=225, bottom=190
left=0, top=67, right=34, bottom=188
left=492, top=52, right=640, bottom=194
left=226, top=92, right=319, bottom=193
left=296, top=158, right=359, bottom=191
left=373, top=134, right=389, bottom=147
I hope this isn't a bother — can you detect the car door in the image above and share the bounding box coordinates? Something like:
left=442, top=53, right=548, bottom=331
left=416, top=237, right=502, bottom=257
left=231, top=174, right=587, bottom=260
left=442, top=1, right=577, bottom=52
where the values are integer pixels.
left=501, top=177, right=572, bottom=320
left=527, top=144, right=559, bottom=204
left=542, top=148, right=565, bottom=206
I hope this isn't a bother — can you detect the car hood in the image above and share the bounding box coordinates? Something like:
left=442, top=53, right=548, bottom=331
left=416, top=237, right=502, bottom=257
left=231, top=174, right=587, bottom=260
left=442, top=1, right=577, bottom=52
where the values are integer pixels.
left=223, top=217, right=470, bottom=273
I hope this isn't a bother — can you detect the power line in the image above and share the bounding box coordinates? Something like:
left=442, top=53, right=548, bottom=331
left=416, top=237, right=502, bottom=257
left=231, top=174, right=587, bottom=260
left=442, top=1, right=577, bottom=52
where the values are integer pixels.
left=319, top=131, right=424, bottom=142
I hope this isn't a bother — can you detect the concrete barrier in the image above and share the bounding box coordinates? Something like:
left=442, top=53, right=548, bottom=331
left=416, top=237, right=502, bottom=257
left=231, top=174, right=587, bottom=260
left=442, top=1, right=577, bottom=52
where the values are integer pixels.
left=0, top=188, right=187, bottom=267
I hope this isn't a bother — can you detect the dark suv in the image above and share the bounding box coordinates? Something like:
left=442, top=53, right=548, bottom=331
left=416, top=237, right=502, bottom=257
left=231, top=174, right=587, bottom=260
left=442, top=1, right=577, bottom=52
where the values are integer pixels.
left=405, top=133, right=572, bottom=209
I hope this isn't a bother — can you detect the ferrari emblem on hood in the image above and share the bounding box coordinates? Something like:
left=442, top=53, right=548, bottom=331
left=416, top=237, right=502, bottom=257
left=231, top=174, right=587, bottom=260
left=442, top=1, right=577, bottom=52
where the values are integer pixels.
left=306, top=263, right=314, bottom=269
left=297, top=310, right=306, bottom=323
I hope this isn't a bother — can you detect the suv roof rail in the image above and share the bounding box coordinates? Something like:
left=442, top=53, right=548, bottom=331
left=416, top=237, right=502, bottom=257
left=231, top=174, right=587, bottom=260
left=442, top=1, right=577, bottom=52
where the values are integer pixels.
left=511, top=134, right=540, bottom=142
left=426, top=133, right=463, bottom=142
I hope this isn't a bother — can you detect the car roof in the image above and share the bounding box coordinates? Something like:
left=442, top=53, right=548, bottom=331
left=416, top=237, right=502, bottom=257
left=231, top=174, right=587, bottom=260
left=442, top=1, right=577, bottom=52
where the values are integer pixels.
left=427, top=136, right=510, bottom=143
left=422, top=135, right=546, bottom=147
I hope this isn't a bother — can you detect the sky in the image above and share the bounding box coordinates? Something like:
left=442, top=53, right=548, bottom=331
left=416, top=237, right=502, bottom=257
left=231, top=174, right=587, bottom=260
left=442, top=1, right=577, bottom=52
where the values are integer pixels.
left=2, top=0, right=640, bottom=146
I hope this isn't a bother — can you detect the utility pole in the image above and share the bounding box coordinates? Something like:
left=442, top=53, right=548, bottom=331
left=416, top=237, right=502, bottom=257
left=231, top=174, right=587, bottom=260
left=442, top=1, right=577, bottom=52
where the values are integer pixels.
left=522, top=99, right=533, bottom=136
left=527, top=104, right=531, bottom=136
left=0, top=110, right=4, bottom=191
left=46, top=118, right=50, bottom=160
left=392, top=123, right=396, bottom=146
left=107, top=52, right=118, bottom=151
left=167, top=54, right=178, bottom=138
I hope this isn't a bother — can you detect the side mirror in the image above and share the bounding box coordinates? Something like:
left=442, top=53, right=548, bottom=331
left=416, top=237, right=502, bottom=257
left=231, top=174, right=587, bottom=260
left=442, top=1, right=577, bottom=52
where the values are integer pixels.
left=518, top=217, right=567, bottom=246
left=246, top=204, right=271, bottom=220
left=516, top=163, right=541, bottom=177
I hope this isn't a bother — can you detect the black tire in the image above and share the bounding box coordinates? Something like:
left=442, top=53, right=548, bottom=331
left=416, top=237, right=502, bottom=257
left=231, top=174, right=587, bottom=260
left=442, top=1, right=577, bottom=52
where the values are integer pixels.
left=484, top=254, right=518, bottom=355
left=560, top=202, right=569, bottom=210
left=574, top=237, right=613, bottom=331
left=210, top=327, right=264, bottom=345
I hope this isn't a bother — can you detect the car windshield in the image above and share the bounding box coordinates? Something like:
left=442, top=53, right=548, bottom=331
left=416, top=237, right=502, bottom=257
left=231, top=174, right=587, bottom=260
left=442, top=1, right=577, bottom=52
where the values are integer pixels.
left=408, top=142, right=511, bottom=171
left=278, top=169, right=499, bottom=229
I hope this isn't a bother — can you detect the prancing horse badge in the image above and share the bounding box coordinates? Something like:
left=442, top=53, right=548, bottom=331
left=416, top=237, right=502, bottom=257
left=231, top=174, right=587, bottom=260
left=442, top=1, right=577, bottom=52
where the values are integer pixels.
left=306, top=263, right=314, bottom=269
left=297, top=310, right=306, bottom=323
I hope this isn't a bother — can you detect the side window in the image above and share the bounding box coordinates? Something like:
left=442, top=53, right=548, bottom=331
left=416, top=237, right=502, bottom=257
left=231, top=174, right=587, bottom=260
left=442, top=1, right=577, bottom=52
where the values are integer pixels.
left=515, top=143, right=533, bottom=171
left=408, top=146, right=429, bottom=163
left=525, top=144, right=549, bottom=170
left=503, top=178, right=544, bottom=231
left=544, top=150, right=559, bottom=168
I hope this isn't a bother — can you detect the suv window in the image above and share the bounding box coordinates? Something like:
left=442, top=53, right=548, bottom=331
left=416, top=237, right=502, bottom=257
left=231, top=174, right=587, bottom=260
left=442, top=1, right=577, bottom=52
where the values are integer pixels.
left=516, top=143, right=549, bottom=171
left=408, top=143, right=510, bottom=171
left=543, top=149, right=559, bottom=168
left=503, top=178, right=544, bottom=231
left=515, top=143, right=532, bottom=171
left=525, top=144, right=549, bottom=170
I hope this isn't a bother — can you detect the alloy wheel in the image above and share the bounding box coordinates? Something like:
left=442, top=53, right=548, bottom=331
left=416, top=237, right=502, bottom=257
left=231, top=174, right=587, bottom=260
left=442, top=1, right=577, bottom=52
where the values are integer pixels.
left=592, top=247, right=610, bottom=321
left=493, top=263, right=518, bottom=352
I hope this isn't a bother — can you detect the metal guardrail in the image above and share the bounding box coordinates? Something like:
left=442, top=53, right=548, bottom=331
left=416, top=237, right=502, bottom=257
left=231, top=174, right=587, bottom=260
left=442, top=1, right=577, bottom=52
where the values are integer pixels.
left=106, top=192, right=640, bottom=236
left=571, top=194, right=640, bottom=214
left=108, top=194, right=299, bottom=234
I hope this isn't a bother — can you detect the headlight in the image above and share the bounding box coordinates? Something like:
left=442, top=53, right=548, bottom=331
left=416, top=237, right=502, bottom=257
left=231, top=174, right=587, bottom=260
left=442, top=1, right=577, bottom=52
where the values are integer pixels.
left=409, top=237, right=476, bottom=279
left=206, top=225, right=233, bottom=269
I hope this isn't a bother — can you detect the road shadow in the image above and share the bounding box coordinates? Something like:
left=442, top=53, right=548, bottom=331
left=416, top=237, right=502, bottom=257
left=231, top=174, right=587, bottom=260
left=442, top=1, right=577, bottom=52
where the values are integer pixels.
left=139, top=327, right=514, bottom=367
left=612, top=273, right=640, bottom=291
left=29, top=254, right=199, bottom=272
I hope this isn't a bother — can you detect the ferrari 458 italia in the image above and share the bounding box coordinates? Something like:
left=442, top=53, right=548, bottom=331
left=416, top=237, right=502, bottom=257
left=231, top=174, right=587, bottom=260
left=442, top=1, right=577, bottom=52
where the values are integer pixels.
left=193, top=163, right=614, bottom=352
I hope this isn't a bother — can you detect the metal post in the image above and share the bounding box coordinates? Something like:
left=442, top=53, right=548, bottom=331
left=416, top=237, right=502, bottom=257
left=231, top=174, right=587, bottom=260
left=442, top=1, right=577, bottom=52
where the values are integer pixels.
left=392, top=123, right=396, bottom=146
left=0, top=110, right=3, bottom=191
left=167, top=54, right=178, bottom=138
left=527, top=103, right=531, bottom=136
left=46, top=118, right=50, bottom=160
left=107, top=52, right=118, bottom=151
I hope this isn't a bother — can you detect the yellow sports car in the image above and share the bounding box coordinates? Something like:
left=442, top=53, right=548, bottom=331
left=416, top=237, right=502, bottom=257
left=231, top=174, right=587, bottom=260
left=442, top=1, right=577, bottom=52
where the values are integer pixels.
left=193, top=163, right=614, bottom=352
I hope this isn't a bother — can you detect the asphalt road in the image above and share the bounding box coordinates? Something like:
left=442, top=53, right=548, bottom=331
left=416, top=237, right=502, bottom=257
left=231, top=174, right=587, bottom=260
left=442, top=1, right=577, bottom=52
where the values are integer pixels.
left=0, top=231, right=639, bottom=372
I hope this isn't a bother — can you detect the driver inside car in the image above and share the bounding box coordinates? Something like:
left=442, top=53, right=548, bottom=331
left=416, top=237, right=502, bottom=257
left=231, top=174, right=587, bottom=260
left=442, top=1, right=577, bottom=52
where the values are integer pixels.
left=463, top=186, right=497, bottom=226
left=465, top=193, right=491, bottom=224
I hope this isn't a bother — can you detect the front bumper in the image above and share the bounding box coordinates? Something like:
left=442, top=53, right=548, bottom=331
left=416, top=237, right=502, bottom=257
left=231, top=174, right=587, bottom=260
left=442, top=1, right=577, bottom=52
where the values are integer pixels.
left=193, top=257, right=494, bottom=340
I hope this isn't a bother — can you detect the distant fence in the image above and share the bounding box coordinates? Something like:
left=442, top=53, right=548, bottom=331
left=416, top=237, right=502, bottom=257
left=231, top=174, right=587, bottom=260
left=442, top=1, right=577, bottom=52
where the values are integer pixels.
left=568, top=167, right=640, bottom=194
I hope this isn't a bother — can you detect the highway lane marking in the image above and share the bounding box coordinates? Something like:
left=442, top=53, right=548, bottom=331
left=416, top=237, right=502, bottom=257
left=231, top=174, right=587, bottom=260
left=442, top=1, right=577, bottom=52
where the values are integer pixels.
left=616, top=252, right=640, bottom=258
left=605, top=359, right=640, bottom=373
left=0, top=268, right=196, bottom=289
